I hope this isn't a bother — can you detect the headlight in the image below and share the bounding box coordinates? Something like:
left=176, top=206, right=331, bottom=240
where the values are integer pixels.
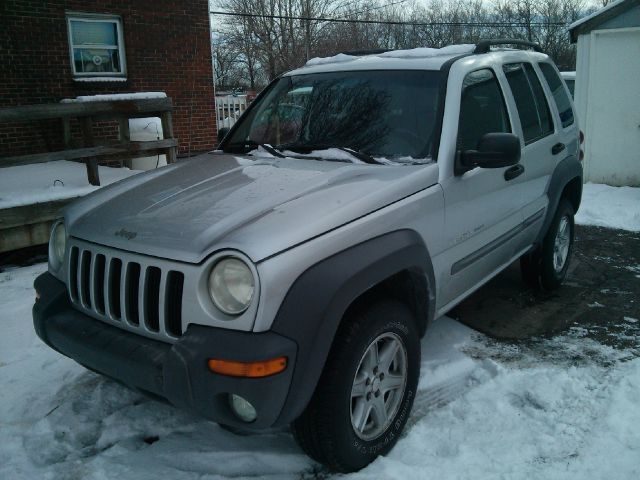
left=49, top=221, right=66, bottom=270
left=208, top=257, right=255, bottom=315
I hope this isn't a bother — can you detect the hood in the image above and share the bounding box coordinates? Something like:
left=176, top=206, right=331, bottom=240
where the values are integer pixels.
left=65, top=153, right=438, bottom=263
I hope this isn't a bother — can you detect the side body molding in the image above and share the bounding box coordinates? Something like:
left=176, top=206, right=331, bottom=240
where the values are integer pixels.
left=270, top=229, right=435, bottom=425
left=537, top=155, right=583, bottom=244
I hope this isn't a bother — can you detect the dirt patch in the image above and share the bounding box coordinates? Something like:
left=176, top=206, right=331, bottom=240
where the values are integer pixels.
left=451, top=225, right=640, bottom=353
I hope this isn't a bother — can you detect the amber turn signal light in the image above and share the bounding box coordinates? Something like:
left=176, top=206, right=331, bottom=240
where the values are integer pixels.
left=208, top=356, right=287, bottom=378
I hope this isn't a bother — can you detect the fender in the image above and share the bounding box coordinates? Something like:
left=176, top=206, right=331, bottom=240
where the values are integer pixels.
left=537, top=154, right=583, bottom=244
left=270, top=229, right=435, bottom=426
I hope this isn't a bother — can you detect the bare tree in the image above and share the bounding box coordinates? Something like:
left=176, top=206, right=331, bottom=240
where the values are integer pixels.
left=210, top=0, right=595, bottom=90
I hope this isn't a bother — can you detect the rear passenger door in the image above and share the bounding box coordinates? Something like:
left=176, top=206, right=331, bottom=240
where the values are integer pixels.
left=501, top=62, right=558, bottom=246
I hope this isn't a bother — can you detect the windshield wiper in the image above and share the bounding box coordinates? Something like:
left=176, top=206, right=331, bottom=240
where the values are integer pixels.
left=225, top=141, right=285, bottom=158
left=275, top=142, right=331, bottom=153
left=276, top=143, right=381, bottom=164
left=336, top=147, right=382, bottom=165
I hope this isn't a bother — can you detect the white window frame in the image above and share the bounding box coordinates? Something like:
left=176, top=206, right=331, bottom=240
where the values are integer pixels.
left=66, top=13, right=127, bottom=77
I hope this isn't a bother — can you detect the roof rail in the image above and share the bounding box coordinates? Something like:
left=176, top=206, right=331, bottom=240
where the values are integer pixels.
left=340, top=48, right=391, bottom=56
left=474, top=39, right=543, bottom=54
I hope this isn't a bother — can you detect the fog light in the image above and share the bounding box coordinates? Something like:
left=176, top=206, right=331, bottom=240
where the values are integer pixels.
left=228, top=394, right=257, bottom=423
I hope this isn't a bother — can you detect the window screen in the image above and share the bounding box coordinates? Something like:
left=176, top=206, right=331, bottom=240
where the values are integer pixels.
left=457, top=69, right=511, bottom=152
left=539, top=63, right=575, bottom=128
left=503, top=63, right=553, bottom=144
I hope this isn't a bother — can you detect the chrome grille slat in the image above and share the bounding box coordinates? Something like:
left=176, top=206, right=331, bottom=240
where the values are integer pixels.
left=92, top=254, right=106, bottom=315
left=120, top=260, right=130, bottom=325
left=68, top=247, right=79, bottom=303
left=79, top=250, right=91, bottom=308
left=138, top=265, right=149, bottom=333
left=88, top=252, right=97, bottom=312
left=103, top=255, right=113, bottom=319
left=66, top=239, right=184, bottom=342
left=157, top=271, right=168, bottom=336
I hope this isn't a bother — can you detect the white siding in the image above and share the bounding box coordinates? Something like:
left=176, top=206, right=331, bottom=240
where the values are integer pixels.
left=575, top=27, right=640, bottom=186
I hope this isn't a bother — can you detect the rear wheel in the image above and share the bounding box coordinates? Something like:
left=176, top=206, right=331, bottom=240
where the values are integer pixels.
left=520, top=199, right=575, bottom=290
left=292, top=300, right=420, bottom=472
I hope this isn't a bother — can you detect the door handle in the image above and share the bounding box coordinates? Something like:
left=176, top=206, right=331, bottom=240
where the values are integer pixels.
left=552, top=143, right=566, bottom=155
left=504, top=164, right=524, bottom=181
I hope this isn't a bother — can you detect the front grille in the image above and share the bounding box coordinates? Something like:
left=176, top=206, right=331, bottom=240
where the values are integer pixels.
left=68, top=244, right=184, bottom=340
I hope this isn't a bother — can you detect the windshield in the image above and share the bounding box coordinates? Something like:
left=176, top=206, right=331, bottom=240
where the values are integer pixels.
left=223, top=70, right=442, bottom=163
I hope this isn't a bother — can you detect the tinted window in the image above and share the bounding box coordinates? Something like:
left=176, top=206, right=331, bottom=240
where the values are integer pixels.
left=225, top=70, right=442, bottom=161
left=457, top=69, right=511, bottom=152
left=503, top=63, right=553, bottom=144
left=539, top=63, right=575, bottom=128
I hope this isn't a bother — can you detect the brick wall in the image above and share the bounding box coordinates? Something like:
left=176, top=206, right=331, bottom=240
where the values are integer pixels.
left=0, top=0, right=217, bottom=157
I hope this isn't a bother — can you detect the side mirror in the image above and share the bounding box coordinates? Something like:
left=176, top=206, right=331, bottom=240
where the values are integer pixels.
left=456, top=133, right=521, bottom=175
left=217, top=127, right=230, bottom=142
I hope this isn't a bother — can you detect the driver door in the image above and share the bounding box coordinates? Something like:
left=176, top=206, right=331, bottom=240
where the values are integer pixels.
left=438, top=68, right=527, bottom=312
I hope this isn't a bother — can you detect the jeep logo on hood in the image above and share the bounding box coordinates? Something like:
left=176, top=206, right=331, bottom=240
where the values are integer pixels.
left=115, top=228, right=137, bottom=240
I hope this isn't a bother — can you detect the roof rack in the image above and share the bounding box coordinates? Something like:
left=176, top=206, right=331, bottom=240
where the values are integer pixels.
left=474, top=39, right=543, bottom=54
left=340, top=48, right=391, bottom=56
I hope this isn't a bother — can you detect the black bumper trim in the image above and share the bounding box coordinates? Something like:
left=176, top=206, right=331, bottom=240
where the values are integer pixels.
left=33, top=272, right=297, bottom=430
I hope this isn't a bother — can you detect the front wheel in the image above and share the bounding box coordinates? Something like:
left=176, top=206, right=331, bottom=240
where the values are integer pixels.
left=292, top=300, right=420, bottom=472
left=520, top=199, right=575, bottom=290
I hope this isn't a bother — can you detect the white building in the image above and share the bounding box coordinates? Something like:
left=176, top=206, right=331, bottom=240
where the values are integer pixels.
left=569, top=0, right=640, bottom=186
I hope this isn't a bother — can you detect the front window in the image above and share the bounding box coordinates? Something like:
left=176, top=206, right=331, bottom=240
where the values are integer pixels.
left=457, top=69, right=511, bottom=152
left=67, top=14, right=126, bottom=77
left=223, top=70, right=442, bottom=163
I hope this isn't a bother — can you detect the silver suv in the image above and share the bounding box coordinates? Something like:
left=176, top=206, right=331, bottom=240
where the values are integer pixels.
left=34, top=40, right=582, bottom=472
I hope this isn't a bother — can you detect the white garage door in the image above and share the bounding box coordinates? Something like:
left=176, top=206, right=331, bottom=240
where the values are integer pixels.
left=587, top=27, right=640, bottom=186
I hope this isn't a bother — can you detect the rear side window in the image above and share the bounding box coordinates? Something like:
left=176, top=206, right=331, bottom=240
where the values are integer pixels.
left=539, top=63, right=575, bottom=128
left=457, top=69, right=511, bottom=152
left=503, top=63, right=553, bottom=144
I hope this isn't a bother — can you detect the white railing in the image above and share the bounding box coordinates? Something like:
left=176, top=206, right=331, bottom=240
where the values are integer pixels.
left=215, top=95, right=248, bottom=128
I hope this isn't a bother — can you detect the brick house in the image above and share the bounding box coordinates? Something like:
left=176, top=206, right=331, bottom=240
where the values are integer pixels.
left=0, top=0, right=217, bottom=158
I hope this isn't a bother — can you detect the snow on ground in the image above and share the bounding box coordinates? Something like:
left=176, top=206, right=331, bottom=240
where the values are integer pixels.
left=1, top=184, right=639, bottom=478
left=0, top=161, right=140, bottom=210
left=575, top=183, right=640, bottom=232
left=1, top=263, right=639, bottom=479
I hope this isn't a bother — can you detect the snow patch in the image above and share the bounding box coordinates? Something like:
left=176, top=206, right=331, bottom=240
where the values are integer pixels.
left=305, top=44, right=475, bottom=67
left=0, top=161, right=141, bottom=210
left=305, top=53, right=357, bottom=66
left=73, top=77, right=128, bottom=83
left=61, top=92, right=166, bottom=103
left=575, top=183, right=640, bottom=232
left=378, top=44, right=474, bottom=58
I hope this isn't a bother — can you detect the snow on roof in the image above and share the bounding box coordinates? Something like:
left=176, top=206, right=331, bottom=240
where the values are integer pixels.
left=61, top=92, right=167, bottom=103
left=378, top=44, right=475, bottom=59
left=568, top=0, right=638, bottom=41
left=305, top=53, right=357, bottom=67
left=304, top=44, right=475, bottom=68
left=569, top=0, right=627, bottom=30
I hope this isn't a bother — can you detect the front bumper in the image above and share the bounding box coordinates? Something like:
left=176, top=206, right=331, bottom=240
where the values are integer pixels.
left=33, top=272, right=297, bottom=430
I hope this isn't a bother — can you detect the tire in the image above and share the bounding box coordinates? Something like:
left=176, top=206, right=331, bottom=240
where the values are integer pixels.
left=520, top=199, right=575, bottom=291
left=292, top=299, right=420, bottom=472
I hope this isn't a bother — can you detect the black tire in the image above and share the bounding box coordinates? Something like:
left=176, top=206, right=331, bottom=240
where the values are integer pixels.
left=292, top=300, right=420, bottom=472
left=520, top=199, right=575, bottom=291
